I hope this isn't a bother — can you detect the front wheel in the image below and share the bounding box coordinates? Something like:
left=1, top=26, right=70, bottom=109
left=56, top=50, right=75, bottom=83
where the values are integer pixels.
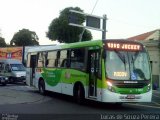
left=38, top=79, right=46, bottom=95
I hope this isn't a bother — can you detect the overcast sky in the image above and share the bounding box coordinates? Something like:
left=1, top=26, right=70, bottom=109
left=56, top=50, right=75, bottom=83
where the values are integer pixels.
left=0, top=0, right=160, bottom=45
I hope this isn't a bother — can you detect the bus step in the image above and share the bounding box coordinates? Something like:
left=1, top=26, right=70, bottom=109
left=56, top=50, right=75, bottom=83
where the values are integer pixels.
left=88, top=96, right=97, bottom=99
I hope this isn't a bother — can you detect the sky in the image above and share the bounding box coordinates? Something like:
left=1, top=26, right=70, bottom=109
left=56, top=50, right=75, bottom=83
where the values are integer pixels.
left=0, top=0, right=160, bottom=45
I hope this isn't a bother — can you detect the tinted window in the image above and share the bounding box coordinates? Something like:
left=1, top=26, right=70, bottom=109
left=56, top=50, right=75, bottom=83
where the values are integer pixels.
left=70, top=48, right=85, bottom=70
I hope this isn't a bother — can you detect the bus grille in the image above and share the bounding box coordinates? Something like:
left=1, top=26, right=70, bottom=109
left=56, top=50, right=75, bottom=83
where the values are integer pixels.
left=115, top=83, right=146, bottom=88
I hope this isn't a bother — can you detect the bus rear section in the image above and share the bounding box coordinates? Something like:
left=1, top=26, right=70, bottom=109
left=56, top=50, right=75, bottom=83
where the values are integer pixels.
left=101, top=40, right=152, bottom=103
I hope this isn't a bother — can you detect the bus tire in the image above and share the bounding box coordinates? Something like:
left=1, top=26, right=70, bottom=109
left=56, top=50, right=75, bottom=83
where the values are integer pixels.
left=74, top=84, right=85, bottom=104
left=38, top=79, right=46, bottom=95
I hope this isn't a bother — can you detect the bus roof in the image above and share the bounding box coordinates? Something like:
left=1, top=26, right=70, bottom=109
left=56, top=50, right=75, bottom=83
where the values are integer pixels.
left=27, top=39, right=144, bottom=53
left=27, top=40, right=103, bottom=53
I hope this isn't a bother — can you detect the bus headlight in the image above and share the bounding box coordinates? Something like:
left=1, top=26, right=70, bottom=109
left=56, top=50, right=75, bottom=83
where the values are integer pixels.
left=107, top=81, right=112, bottom=87
left=147, top=83, right=151, bottom=92
left=107, top=81, right=116, bottom=92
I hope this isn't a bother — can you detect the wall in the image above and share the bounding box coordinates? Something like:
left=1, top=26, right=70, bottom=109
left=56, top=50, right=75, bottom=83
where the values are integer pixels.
left=143, top=41, right=160, bottom=89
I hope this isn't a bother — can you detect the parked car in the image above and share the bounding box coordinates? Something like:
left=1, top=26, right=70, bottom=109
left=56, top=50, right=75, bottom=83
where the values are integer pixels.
left=0, top=59, right=26, bottom=84
left=0, top=76, right=8, bottom=86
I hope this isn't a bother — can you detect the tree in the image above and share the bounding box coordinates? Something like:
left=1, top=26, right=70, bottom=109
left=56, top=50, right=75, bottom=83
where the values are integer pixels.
left=0, top=37, right=7, bottom=47
left=47, top=7, right=92, bottom=43
left=10, top=29, right=39, bottom=46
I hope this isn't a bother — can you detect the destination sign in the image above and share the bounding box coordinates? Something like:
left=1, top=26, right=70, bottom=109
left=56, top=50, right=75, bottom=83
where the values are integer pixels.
left=114, top=72, right=127, bottom=77
left=106, top=42, right=142, bottom=51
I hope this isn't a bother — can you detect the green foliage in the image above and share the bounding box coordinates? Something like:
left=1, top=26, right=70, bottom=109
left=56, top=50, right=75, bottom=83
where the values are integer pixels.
left=47, top=7, right=92, bottom=43
left=0, top=37, right=7, bottom=47
left=10, top=29, right=39, bottom=46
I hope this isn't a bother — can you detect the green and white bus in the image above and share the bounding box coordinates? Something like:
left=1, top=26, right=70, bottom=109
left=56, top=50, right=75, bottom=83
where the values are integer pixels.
left=26, top=40, right=152, bottom=103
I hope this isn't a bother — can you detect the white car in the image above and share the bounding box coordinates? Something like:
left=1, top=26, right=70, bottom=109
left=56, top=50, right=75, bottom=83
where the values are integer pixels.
left=0, top=76, right=8, bottom=86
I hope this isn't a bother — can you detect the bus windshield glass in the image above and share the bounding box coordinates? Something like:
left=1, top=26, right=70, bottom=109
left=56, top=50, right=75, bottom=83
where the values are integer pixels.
left=11, top=64, right=25, bottom=71
left=106, top=50, right=150, bottom=80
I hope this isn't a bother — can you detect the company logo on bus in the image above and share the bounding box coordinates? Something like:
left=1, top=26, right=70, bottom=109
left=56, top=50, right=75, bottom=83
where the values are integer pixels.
left=106, top=42, right=142, bottom=51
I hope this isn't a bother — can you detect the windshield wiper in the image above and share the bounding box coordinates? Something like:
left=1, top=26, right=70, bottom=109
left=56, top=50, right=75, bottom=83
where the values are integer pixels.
left=133, top=51, right=140, bottom=61
left=115, top=50, right=126, bottom=70
left=133, top=68, right=147, bottom=80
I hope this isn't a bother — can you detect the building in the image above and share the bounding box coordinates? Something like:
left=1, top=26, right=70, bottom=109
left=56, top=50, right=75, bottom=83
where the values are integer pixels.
left=128, top=29, right=160, bottom=89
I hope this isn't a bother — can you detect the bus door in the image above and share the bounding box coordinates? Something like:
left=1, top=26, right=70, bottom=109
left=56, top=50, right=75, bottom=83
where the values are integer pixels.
left=88, top=50, right=100, bottom=97
left=29, top=54, right=37, bottom=86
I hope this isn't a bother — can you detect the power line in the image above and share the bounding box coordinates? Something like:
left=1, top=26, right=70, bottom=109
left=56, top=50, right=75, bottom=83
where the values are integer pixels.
left=91, top=0, right=99, bottom=14
left=79, top=0, right=99, bottom=41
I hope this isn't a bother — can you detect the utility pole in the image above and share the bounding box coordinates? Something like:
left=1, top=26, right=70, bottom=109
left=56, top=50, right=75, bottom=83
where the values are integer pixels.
left=102, top=14, right=107, bottom=40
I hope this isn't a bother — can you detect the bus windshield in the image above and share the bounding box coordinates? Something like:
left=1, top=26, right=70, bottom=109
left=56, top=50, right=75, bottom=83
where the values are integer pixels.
left=106, top=50, right=150, bottom=80
left=11, top=64, right=25, bottom=71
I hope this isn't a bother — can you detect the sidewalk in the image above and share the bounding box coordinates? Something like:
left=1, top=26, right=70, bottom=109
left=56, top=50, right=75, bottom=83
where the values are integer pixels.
left=0, top=85, right=51, bottom=105
left=153, top=88, right=160, bottom=92
left=152, top=89, right=160, bottom=97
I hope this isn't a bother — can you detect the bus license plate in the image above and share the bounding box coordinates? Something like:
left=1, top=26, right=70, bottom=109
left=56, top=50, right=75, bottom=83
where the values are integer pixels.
left=126, top=95, right=135, bottom=99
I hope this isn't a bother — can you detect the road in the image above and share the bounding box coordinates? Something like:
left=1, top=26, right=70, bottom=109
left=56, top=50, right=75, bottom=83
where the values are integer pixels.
left=0, top=84, right=160, bottom=120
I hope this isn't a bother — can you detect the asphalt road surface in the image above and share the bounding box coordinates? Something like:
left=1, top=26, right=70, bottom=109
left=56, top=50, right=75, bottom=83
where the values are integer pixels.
left=0, top=84, right=160, bottom=120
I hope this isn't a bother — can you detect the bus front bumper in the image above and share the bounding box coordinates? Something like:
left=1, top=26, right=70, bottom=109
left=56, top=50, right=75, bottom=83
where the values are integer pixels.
left=101, top=89, right=152, bottom=103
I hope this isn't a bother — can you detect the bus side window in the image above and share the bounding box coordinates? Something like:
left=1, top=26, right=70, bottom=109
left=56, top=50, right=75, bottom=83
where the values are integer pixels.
left=60, top=50, right=68, bottom=68
left=55, top=51, right=60, bottom=67
left=47, top=51, right=57, bottom=68
left=70, top=48, right=85, bottom=70
left=43, top=51, right=48, bottom=67
left=37, top=52, right=47, bottom=67
left=37, top=52, right=44, bottom=67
